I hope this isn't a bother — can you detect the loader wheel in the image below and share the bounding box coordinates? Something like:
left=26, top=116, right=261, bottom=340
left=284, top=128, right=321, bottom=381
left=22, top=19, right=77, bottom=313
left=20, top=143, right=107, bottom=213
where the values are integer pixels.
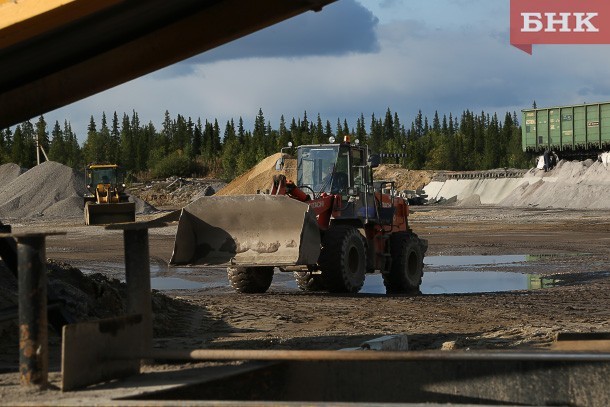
left=227, top=266, right=274, bottom=294
left=319, top=225, right=366, bottom=293
left=384, top=232, right=424, bottom=294
left=293, top=271, right=326, bottom=292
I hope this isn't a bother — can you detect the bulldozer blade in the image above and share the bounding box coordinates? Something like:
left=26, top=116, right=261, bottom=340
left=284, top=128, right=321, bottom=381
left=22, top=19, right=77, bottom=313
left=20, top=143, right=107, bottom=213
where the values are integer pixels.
left=170, top=195, right=321, bottom=267
left=85, top=202, right=136, bottom=225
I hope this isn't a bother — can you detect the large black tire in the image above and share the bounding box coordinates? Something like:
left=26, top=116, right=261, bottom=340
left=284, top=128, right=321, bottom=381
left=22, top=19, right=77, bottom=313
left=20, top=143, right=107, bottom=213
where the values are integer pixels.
left=383, top=232, right=424, bottom=294
left=293, top=271, right=326, bottom=292
left=227, top=266, right=274, bottom=293
left=319, top=225, right=367, bottom=293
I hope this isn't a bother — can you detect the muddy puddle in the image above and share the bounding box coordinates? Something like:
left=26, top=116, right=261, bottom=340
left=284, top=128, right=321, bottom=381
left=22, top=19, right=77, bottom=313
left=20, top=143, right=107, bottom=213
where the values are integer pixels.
left=141, top=254, right=562, bottom=294
left=356, top=272, right=557, bottom=295
left=77, top=254, right=565, bottom=294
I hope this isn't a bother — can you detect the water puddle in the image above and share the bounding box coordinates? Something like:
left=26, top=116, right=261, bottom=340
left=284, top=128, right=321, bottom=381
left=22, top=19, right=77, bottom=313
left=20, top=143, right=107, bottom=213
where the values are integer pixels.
left=360, top=272, right=556, bottom=295
left=151, top=277, right=206, bottom=290
left=425, top=255, right=526, bottom=267
left=79, top=255, right=563, bottom=293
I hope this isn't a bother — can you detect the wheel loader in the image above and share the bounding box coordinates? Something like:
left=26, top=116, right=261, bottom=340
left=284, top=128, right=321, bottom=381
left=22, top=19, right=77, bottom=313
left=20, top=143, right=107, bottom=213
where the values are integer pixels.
left=83, top=164, right=135, bottom=225
left=170, top=136, right=427, bottom=294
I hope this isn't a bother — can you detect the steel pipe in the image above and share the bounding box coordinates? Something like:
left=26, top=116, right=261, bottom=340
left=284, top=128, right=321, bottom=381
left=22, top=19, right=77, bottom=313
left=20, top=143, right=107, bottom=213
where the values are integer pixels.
left=123, top=348, right=610, bottom=363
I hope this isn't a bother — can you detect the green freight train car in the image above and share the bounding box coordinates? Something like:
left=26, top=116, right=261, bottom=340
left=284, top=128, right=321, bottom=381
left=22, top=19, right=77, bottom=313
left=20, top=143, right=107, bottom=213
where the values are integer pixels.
left=522, top=102, right=610, bottom=157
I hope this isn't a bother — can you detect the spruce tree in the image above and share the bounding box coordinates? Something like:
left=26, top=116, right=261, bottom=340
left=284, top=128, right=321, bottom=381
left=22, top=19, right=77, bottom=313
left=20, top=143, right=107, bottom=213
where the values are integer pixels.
left=313, top=113, right=324, bottom=144
left=63, top=120, right=82, bottom=168
left=221, top=119, right=239, bottom=180
left=278, top=115, right=290, bottom=149
left=82, top=116, right=98, bottom=164
left=324, top=120, right=333, bottom=142
left=192, top=118, right=203, bottom=157
left=336, top=118, right=343, bottom=139
left=432, top=111, right=441, bottom=133
left=120, top=113, right=135, bottom=171
left=20, top=120, right=36, bottom=167
left=369, top=113, right=383, bottom=153
left=0, top=128, right=12, bottom=163
left=48, top=121, right=66, bottom=163
left=383, top=108, right=394, bottom=142
left=99, top=112, right=111, bottom=162
left=109, top=112, right=121, bottom=164
left=356, top=113, right=367, bottom=144
left=35, top=115, right=49, bottom=160
left=11, top=125, right=25, bottom=166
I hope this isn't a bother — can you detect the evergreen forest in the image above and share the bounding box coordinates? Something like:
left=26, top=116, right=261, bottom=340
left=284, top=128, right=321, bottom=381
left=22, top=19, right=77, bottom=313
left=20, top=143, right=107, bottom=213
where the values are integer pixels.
left=0, top=108, right=531, bottom=181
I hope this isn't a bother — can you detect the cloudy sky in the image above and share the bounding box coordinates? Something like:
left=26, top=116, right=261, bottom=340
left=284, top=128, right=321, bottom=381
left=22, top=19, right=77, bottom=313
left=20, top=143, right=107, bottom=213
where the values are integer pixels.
left=46, top=0, right=610, bottom=142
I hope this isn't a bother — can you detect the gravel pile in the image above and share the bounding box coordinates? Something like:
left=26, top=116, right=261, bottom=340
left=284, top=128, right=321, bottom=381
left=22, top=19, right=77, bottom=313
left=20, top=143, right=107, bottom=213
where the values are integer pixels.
left=0, top=161, right=156, bottom=220
left=0, top=163, right=24, bottom=190
left=500, top=159, right=610, bottom=209
left=130, top=177, right=226, bottom=208
left=425, top=159, right=610, bottom=209
left=0, top=161, right=87, bottom=219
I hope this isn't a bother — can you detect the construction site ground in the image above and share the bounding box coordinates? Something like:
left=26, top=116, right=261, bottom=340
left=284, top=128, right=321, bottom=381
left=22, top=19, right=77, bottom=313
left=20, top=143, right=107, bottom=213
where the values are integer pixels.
left=1, top=204, right=609, bottom=403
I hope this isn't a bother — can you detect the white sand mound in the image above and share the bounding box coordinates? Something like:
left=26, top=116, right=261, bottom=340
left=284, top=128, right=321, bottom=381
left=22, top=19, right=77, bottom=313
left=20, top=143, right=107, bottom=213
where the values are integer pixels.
left=499, top=160, right=610, bottom=209
left=425, top=159, right=610, bottom=209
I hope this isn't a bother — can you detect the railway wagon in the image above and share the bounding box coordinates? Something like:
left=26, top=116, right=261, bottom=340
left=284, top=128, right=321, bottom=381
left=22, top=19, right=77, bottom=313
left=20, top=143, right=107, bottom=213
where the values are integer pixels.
left=522, top=102, right=610, bottom=157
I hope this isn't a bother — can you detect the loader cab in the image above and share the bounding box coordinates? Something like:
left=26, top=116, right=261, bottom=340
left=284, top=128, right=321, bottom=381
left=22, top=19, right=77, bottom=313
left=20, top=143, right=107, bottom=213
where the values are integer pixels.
left=296, top=143, right=367, bottom=196
left=86, top=165, right=126, bottom=195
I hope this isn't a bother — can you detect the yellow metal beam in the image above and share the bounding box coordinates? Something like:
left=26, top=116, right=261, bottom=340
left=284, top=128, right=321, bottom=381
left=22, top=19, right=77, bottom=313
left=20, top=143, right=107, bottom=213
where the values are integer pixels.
left=0, top=0, right=336, bottom=129
left=0, top=0, right=124, bottom=49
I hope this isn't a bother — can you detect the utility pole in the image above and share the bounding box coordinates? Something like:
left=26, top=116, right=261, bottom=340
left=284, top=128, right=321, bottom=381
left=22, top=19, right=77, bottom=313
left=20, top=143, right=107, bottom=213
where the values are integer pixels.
left=35, top=134, right=40, bottom=166
left=34, top=133, right=49, bottom=166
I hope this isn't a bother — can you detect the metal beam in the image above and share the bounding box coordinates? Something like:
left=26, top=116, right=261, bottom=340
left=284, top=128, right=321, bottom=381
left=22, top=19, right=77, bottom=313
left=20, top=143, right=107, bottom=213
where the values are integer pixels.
left=125, top=352, right=610, bottom=405
left=0, top=0, right=336, bottom=129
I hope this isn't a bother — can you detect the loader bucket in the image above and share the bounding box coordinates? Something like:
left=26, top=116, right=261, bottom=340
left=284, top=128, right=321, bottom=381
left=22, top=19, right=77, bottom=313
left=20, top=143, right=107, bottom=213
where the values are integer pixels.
left=84, top=202, right=136, bottom=225
left=170, top=195, right=321, bottom=267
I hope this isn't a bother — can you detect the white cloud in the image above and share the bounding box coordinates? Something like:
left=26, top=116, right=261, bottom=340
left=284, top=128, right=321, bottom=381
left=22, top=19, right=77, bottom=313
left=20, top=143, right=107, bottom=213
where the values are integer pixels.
left=44, top=4, right=610, bottom=141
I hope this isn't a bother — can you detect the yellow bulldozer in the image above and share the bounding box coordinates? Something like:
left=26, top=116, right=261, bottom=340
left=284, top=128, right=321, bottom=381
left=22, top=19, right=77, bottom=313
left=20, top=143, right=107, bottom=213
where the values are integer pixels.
left=83, top=164, right=135, bottom=225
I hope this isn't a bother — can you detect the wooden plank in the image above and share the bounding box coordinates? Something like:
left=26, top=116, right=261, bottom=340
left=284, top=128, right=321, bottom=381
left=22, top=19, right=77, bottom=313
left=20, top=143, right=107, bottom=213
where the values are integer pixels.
left=61, top=314, right=143, bottom=391
left=553, top=332, right=610, bottom=351
left=0, top=0, right=124, bottom=47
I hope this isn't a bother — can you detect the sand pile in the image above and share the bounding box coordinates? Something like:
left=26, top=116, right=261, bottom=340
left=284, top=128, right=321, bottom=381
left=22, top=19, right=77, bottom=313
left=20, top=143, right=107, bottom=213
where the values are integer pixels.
left=216, top=154, right=435, bottom=196
left=0, top=161, right=155, bottom=219
left=216, top=153, right=297, bottom=196
left=373, top=165, right=434, bottom=191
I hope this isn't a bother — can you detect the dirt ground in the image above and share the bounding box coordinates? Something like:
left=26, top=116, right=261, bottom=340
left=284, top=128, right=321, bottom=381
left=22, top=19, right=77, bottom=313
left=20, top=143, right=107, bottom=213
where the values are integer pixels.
left=1, top=205, right=609, bottom=402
